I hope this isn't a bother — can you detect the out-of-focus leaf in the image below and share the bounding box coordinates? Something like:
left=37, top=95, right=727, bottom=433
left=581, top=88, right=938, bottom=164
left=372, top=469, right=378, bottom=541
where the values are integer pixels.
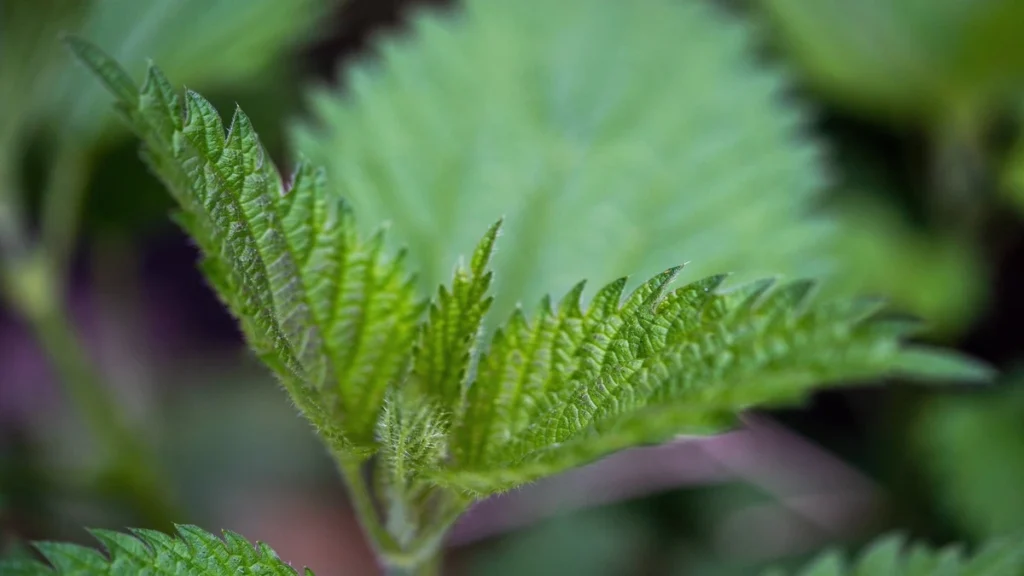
left=56, top=0, right=329, bottom=142
left=763, top=0, right=1024, bottom=123
left=828, top=198, right=985, bottom=335
left=0, top=0, right=87, bottom=153
left=466, top=507, right=652, bottom=576
left=294, top=0, right=834, bottom=321
left=7, top=0, right=328, bottom=146
left=1001, top=116, right=1024, bottom=215
left=0, top=525, right=315, bottom=575
left=764, top=532, right=1024, bottom=575
left=916, top=381, right=1024, bottom=538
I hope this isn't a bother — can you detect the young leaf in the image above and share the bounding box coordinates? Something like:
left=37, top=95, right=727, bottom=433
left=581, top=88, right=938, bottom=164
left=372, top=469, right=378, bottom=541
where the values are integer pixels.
left=293, top=0, right=834, bottom=322
left=762, top=532, right=1024, bottom=576
left=0, top=525, right=313, bottom=576
left=411, top=220, right=500, bottom=406
left=65, top=38, right=422, bottom=459
left=375, top=388, right=451, bottom=547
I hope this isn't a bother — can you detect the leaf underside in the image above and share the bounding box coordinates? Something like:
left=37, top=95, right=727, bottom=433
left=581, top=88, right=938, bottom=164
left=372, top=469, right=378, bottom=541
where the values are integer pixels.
left=0, top=525, right=312, bottom=576
left=69, top=39, right=993, bottom=500
left=763, top=532, right=1024, bottom=576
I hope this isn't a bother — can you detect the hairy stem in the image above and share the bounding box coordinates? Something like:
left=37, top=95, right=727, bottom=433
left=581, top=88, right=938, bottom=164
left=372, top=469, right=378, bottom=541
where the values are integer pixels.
left=336, top=455, right=469, bottom=575
left=337, top=455, right=402, bottom=556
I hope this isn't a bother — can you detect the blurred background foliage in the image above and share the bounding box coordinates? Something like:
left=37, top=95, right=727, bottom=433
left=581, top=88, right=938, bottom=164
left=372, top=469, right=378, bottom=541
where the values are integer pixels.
left=1, top=0, right=1024, bottom=574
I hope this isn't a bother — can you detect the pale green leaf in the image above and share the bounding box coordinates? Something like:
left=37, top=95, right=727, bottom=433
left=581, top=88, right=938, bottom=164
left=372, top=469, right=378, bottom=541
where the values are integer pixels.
left=293, top=0, right=834, bottom=322
left=0, top=525, right=313, bottom=575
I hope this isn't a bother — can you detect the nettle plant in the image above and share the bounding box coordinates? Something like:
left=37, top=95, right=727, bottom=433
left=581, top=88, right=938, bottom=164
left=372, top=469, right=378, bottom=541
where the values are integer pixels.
left=2, top=27, right=1009, bottom=576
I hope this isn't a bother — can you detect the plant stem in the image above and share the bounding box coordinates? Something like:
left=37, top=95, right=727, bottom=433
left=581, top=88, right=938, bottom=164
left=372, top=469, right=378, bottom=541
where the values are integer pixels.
left=929, top=104, right=988, bottom=237
left=5, top=254, right=179, bottom=529
left=337, top=455, right=402, bottom=556
left=0, top=149, right=178, bottom=529
left=335, top=455, right=470, bottom=575
left=41, top=136, right=90, bottom=280
left=385, top=555, right=440, bottom=576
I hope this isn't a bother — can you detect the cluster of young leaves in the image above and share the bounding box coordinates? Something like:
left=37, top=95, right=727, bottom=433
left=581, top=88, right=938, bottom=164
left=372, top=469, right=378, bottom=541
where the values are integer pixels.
left=765, top=532, right=1024, bottom=576
left=293, top=0, right=835, bottom=322
left=67, top=38, right=991, bottom=507
left=0, top=525, right=311, bottom=576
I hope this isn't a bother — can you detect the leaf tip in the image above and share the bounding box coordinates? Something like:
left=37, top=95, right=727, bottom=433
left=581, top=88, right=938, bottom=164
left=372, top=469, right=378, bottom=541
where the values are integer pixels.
left=63, top=35, right=139, bottom=105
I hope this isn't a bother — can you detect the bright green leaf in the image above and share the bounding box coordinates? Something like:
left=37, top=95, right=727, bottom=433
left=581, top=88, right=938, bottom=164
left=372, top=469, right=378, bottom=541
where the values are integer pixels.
left=0, top=525, right=313, bottom=575
left=66, top=37, right=422, bottom=459
left=71, top=38, right=994, bottom=517
left=411, top=220, right=500, bottom=406
left=435, top=272, right=992, bottom=496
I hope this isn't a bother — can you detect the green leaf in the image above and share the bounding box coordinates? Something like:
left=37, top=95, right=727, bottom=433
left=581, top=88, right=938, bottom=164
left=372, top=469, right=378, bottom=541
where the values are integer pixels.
left=763, top=0, right=1024, bottom=122
left=411, top=220, right=500, bottom=406
left=375, top=388, right=451, bottom=547
left=66, top=37, right=422, bottom=459
left=916, top=381, right=1024, bottom=538
left=766, top=532, right=1024, bottom=576
left=70, top=0, right=327, bottom=139
left=433, top=268, right=991, bottom=495
left=72, top=39, right=993, bottom=509
left=292, top=0, right=834, bottom=323
left=826, top=197, right=986, bottom=334
left=5, top=0, right=327, bottom=145
left=0, top=0, right=87, bottom=150
left=1001, top=113, right=1024, bottom=217
left=0, top=525, right=313, bottom=575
